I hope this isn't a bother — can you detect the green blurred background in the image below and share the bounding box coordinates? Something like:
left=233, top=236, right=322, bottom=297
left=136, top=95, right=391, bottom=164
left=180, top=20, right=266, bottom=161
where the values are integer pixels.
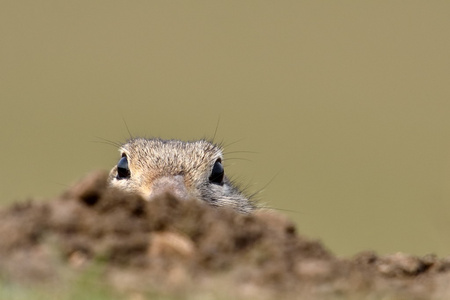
left=1, top=1, right=450, bottom=257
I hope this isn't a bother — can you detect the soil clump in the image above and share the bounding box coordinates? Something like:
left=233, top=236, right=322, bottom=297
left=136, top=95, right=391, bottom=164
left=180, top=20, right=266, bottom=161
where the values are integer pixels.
left=1, top=171, right=450, bottom=299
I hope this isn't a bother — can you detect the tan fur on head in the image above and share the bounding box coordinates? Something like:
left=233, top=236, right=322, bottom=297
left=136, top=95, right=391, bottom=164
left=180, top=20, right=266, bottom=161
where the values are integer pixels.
left=109, top=138, right=254, bottom=213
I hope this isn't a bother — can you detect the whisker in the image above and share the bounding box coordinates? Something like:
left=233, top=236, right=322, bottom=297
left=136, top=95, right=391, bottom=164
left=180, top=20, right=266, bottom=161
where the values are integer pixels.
left=122, top=117, right=134, bottom=139
left=223, top=150, right=259, bottom=155
left=257, top=205, right=306, bottom=215
left=223, top=157, right=253, bottom=162
left=90, top=140, right=119, bottom=148
left=212, top=116, right=221, bottom=143
left=91, top=136, right=122, bottom=148
left=248, top=171, right=280, bottom=199
left=222, top=138, right=246, bottom=148
left=50, top=181, right=71, bottom=188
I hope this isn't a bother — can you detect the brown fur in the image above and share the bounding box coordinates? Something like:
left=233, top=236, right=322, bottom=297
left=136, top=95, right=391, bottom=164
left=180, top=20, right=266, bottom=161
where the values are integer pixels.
left=108, top=138, right=254, bottom=213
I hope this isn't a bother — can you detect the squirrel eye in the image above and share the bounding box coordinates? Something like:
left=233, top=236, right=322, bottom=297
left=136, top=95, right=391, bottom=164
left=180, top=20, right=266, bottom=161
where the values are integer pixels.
left=209, top=159, right=224, bottom=185
left=116, top=155, right=130, bottom=179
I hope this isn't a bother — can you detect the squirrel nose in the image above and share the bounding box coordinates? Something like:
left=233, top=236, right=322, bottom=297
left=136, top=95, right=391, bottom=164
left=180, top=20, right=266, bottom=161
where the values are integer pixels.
left=148, top=175, right=190, bottom=201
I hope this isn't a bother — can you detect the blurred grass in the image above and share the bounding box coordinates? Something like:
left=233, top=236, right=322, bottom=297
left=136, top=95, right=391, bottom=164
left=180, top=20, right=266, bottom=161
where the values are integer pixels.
left=0, top=264, right=121, bottom=300
left=0, top=262, right=244, bottom=300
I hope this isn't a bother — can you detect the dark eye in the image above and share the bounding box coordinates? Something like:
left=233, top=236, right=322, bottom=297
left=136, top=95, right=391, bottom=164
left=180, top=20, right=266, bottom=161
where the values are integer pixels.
left=116, top=155, right=130, bottom=179
left=209, top=159, right=224, bottom=185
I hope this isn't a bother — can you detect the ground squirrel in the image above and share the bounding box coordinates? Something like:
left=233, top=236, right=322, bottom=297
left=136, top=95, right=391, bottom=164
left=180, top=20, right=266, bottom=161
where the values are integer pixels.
left=108, top=138, right=254, bottom=213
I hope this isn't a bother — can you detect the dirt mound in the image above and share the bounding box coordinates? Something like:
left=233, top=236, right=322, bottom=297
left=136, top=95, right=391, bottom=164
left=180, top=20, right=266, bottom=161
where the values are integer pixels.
left=1, top=171, right=450, bottom=299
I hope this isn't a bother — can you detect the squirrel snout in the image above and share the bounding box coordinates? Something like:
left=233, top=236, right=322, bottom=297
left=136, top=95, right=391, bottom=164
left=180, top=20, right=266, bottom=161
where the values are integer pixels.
left=146, top=175, right=190, bottom=201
